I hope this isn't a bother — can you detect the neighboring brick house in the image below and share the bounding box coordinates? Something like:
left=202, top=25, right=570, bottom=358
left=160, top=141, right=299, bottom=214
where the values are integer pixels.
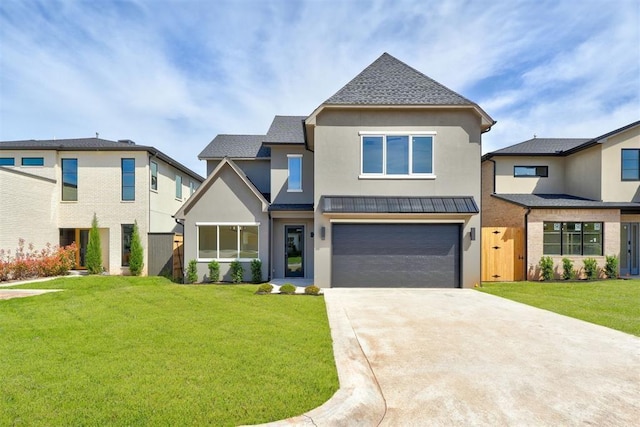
left=482, top=121, right=640, bottom=279
left=175, top=53, right=495, bottom=288
left=0, top=138, right=203, bottom=275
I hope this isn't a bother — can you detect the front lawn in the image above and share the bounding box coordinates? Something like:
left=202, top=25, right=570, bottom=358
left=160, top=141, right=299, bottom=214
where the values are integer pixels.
left=0, top=276, right=338, bottom=426
left=477, top=279, right=640, bottom=336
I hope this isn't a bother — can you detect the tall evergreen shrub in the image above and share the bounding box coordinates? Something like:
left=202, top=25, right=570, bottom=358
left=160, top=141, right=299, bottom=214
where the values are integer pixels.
left=129, top=221, right=144, bottom=276
left=86, top=213, right=103, bottom=274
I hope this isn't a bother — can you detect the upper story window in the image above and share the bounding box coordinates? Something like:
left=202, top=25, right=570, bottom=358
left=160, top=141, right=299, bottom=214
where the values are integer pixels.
left=287, top=154, right=302, bottom=191
left=514, top=166, right=548, bottom=177
left=543, top=222, right=603, bottom=256
left=0, top=157, right=15, bottom=166
left=22, top=157, right=44, bottom=166
left=189, top=180, right=198, bottom=195
left=175, top=175, right=183, bottom=199
left=360, top=132, right=434, bottom=177
left=150, top=161, right=158, bottom=191
left=622, top=149, right=639, bottom=181
left=121, top=158, right=135, bottom=201
left=61, top=158, right=78, bottom=201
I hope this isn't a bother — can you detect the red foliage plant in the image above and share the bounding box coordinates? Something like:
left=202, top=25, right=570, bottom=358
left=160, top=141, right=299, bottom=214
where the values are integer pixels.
left=0, top=239, right=77, bottom=282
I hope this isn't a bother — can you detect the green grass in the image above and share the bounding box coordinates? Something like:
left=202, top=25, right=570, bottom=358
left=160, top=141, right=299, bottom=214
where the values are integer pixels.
left=477, top=279, right=640, bottom=336
left=0, top=276, right=338, bottom=426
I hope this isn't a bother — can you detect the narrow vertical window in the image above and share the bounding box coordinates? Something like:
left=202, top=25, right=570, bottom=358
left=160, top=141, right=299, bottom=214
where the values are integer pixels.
left=62, top=158, right=78, bottom=201
left=121, top=159, right=135, bottom=201
left=175, top=175, right=183, bottom=199
left=190, top=180, right=196, bottom=195
left=287, top=155, right=302, bottom=191
left=362, top=136, right=383, bottom=174
left=150, top=161, right=158, bottom=191
left=122, top=224, right=133, bottom=266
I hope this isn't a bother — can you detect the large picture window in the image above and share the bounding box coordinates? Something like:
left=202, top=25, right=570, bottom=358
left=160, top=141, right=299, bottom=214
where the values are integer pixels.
left=543, top=222, right=603, bottom=256
left=61, top=158, right=78, bottom=201
left=622, top=149, right=639, bottom=181
left=197, top=224, right=259, bottom=260
left=121, top=158, right=135, bottom=201
left=361, top=133, right=434, bottom=176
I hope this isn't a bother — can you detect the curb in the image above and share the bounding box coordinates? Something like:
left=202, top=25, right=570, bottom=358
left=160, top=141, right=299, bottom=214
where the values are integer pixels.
left=248, top=289, right=386, bottom=426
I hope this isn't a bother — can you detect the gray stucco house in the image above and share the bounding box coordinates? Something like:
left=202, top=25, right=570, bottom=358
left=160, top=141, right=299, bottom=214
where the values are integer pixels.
left=174, top=53, right=495, bottom=288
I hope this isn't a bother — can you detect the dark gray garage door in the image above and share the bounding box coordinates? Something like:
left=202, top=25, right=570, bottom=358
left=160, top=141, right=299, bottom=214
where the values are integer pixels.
left=332, top=223, right=460, bottom=288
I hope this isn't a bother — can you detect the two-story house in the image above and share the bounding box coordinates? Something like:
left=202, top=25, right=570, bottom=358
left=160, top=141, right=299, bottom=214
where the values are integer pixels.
left=175, top=53, right=494, bottom=288
left=0, top=138, right=204, bottom=275
left=482, top=121, right=640, bottom=279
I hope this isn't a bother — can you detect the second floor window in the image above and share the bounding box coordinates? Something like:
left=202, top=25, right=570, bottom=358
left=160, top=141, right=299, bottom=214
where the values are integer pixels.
left=122, top=158, right=135, bottom=201
left=287, top=154, right=302, bottom=191
left=150, top=161, right=158, bottom=191
left=176, top=175, right=182, bottom=199
left=0, top=157, right=15, bottom=166
left=22, top=157, right=44, bottom=166
left=361, top=133, right=434, bottom=176
left=61, top=158, right=78, bottom=201
left=622, top=149, right=639, bottom=181
left=514, top=166, right=548, bottom=177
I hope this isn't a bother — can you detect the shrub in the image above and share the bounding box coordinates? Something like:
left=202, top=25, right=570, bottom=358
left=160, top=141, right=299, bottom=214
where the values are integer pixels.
left=256, top=283, right=274, bottom=294
left=128, top=221, right=144, bottom=276
left=0, top=241, right=76, bottom=282
left=250, top=259, right=262, bottom=283
left=230, top=260, right=244, bottom=283
left=208, top=260, right=220, bottom=283
left=604, top=255, right=619, bottom=279
left=186, top=259, right=198, bottom=284
left=86, top=213, right=103, bottom=274
left=561, top=258, right=575, bottom=280
left=583, top=258, right=598, bottom=280
left=304, top=285, right=320, bottom=295
left=279, top=283, right=296, bottom=295
left=539, top=256, right=554, bottom=281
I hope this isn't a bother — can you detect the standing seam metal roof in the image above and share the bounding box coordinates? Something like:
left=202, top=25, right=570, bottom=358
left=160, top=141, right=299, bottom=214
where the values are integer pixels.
left=321, top=196, right=479, bottom=214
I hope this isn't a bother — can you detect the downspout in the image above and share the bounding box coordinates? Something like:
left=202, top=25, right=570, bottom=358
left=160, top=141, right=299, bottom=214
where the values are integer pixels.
left=524, top=207, right=531, bottom=280
left=268, top=212, right=272, bottom=281
left=174, top=217, right=185, bottom=282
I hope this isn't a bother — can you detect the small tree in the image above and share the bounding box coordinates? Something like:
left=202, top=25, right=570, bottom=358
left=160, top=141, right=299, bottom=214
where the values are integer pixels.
left=561, top=258, right=575, bottom=280
left=128, top=221, right=144, bottom=276
left=186, top=259, right=198, bottom=284
left=250, top=259, right=262, bottom=283
left=208, top=260, right=220, bottom=283
left=539, top=256, right=554, bottom=281
left=86, top=213, right=103, bottom=274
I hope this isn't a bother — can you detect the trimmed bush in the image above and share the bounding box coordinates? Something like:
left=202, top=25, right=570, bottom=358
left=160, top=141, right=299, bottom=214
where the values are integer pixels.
left=583, top=258, right=598, bottom=280
left=0, top=240, right=77, bottom=281
left=86, top=213, right=103, bottom=274
left=279, top=283, right=296, bottom=295
left=604, top=255, right=619, bottom=279
left=256, top=283, right=274, bottom=294
left=304, top=285, right=320, bottom=295
left=208, top=260, right=220, bottom=283
left=561, top=258, right=575, bottom=280
left=250, top=259, right=262, bottom=283
left=128, top=221, right=144, bottom=276
left=539, top=256, right=554, bottom=281
left=186, top=259, right=198, bottom=284
left=230, top=260, right=244, bottom=283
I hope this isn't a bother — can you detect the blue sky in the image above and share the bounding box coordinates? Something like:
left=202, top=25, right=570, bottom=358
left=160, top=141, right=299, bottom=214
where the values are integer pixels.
left=1, top=0, right=638, bottom=176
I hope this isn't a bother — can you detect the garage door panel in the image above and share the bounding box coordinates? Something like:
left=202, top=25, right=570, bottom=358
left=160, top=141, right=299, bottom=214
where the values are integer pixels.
left=332, top=223, right=460, bottom=288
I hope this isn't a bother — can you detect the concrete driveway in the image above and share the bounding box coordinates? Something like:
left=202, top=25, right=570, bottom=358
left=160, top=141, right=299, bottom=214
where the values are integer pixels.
left=322, top=288, right=640, bottom=426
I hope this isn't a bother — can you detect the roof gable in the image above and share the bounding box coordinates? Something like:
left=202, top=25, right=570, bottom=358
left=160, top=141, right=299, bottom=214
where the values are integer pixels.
left=174, top=158, right=269, bottom=218
left=324, top=53, right=473, bottom=106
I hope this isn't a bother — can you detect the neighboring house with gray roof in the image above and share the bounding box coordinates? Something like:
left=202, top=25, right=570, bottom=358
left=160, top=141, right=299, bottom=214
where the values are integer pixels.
left=176, top=53, right=494, bottom=288
left=482, top=121, right=640, bottom=280
left=0, top=138, right=204, bottom=276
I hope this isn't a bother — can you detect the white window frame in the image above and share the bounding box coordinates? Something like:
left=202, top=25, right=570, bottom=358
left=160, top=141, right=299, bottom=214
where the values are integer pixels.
left=196, top=222, right=260, bottom=262
left=175, top=175, right=182, bottom=199
left=150, top=161, right=158, bottom=191
left=287, top=154, right=303, bottom=192
left=359, top=131, right=436, bottom=179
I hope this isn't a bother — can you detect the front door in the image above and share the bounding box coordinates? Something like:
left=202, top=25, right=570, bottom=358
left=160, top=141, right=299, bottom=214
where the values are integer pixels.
left=59, top=228, right=90, bottom=269
left=620, top=223, right=639, bottom=276
left=285, top=226, right=304, bottom=277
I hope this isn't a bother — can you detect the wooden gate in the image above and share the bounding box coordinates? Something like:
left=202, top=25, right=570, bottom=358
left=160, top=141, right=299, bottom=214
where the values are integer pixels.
left=173, top=234, right=184, bottom=281
left=482, top=227, right=525, bottom=282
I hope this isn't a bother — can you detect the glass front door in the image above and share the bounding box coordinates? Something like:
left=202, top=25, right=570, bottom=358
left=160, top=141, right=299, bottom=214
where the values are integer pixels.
left=285, top=226, right=304, bottom=277
left=620, top=223, right=639, bottom=276
left=59, top=228, right=90, bottom=269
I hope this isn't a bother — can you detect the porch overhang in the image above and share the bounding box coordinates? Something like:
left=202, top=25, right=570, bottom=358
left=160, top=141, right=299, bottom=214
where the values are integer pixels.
left=320, top=196, right=479, bottom=215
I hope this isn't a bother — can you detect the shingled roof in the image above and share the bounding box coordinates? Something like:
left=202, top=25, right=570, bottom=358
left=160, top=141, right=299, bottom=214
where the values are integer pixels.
left=198, top=135, right=270, bottom=159
left=263, top=115, right=306, bottom=144
left=493, top=194, right=640, bottom=210
left=324, top=53, right=474, bottom=106
left=0, top=137, right=204, bottom=181
left=487, top=138, right=592, bottom=156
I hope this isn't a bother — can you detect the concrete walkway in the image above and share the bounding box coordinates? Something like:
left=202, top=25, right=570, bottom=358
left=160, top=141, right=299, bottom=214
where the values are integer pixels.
left=263, top=288, right=640, bottom=426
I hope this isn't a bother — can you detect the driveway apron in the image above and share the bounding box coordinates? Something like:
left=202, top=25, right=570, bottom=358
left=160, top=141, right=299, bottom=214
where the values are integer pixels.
left=324, top=288, right=640, bottom=426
